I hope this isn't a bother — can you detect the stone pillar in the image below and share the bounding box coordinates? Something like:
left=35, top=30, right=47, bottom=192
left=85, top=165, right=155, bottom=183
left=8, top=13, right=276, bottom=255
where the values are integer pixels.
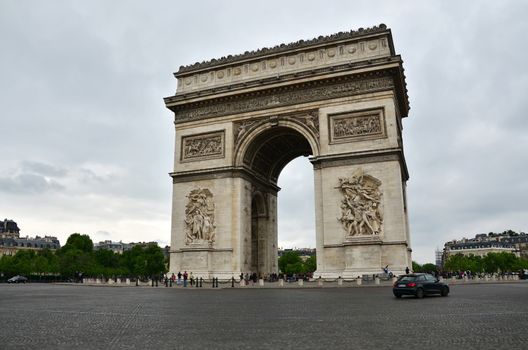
left=298, top=279, right=304, bottom=286
left=258, top=279, right=264, bottom=286
left=279, top=279, right=284, bottom=287
left=126, top=278, right=131, bottom=285
left=356, top=278, right=362, bottom=286
left=317, top=278, right=323, bottom=287
left=337, top=277, right=343, bottom=286
left=375, top=277, right=380, bottom=285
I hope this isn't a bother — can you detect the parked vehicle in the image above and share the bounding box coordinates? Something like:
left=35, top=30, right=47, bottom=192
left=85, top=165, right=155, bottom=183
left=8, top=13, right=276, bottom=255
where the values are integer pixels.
left=7, top=275, right=28, bottom=284
left=393, top=273, right=449, bottom=298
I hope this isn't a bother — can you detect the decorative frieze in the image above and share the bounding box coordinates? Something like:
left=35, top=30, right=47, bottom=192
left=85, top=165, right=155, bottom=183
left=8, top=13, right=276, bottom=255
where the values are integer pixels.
left=175, top=75, right=394, bottom=123
left=337, top=169, right=383, bottom=237
left=181, top=131, right=225, bottom=162
left=184, top=188, right=216, bottom=245
left=329, top=108, right=386, bottom=144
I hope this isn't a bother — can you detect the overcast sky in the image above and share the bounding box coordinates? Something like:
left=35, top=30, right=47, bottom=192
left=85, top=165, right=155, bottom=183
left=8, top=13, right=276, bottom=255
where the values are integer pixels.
left=1, top=1, right=527, bottom=263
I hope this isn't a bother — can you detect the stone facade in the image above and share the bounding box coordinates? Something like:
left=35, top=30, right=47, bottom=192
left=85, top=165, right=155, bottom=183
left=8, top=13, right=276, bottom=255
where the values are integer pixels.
left=164, top=24, right=412, bottom=278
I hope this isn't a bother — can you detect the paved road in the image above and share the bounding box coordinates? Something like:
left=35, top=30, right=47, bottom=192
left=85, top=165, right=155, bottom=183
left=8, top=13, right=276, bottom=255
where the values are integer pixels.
left=0, top=283, right=527, bottom=349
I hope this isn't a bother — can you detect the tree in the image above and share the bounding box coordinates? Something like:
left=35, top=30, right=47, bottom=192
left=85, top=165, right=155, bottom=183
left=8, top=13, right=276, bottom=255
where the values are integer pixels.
left=143, top=244, right=167, bottom=279
left=304, top=255, right=316, bottom=273
left=412, top=261, right=422, bottom=272
left=421, top=263, right=438, bottom=274
left=278, top=251, right=303, bottom=274
left=62, top=233, right=94, bottom=253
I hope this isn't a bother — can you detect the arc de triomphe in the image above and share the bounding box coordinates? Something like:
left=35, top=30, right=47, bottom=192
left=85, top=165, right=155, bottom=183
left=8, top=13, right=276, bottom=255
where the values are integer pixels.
left=164, top=24, right=412, bottom=278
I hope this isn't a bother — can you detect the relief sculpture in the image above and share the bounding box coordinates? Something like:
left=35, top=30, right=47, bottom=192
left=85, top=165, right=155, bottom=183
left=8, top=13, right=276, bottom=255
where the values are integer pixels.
left=182, top=132, right=224, bottom=161
left=333, top=114, right=381, bottom=138
left=184, top=189, right=216, bottom=245
left=337, top=169, right=383, bottom=236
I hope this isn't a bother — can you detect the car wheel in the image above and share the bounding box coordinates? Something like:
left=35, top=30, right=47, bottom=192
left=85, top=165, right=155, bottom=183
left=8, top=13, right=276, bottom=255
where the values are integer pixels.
left=441, top=287, right=449, bottom=297
left=394, top=293, right=402, bottom=298
left=415, top=288, right=424, bottom=299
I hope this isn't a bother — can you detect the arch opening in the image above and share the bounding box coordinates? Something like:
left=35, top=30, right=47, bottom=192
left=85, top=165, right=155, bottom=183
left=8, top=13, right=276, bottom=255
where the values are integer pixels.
left=243, top=126, right=316, bottom=277
left=242, top=126, right=313, bottom=184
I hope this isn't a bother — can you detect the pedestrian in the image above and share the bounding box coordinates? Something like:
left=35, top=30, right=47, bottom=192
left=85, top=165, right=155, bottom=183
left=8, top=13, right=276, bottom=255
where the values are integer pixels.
left=405, top=266, right=410, bottom=274
left=190, top=272, right=194, bottom=287
left=183, top=271, right=188, bottom=287
left=177, top=271, right=182, bottom=285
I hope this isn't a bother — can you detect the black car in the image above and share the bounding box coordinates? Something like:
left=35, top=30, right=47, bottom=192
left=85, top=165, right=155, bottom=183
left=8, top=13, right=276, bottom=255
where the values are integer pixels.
left=7, top=275, right=28, bottom=284
left=393, top=273, right=449, bottom=298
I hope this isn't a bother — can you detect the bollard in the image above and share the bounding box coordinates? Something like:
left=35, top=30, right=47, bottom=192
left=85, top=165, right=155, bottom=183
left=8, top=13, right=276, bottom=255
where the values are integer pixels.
left=317, top=278, right=323, bottom=287
left=298, top=279, right=304, bottom=286
left=199, top=277, right=203, bottom=288
left=356, top=278, right=362, bottom=286
left=232, top=277, right=235, bottom=288
left=259, top=279, right=264, bottom=287
left=338, top=277, right=343, bottom=286
left=240, top=279, right=245, bottom=287
left=279, top=279, right=284, bottom=287
left=375, top=277, right=380, bottom=285
left=215, top=277, right=219, bottom=288
left=126, top=278, right=131, bottom=285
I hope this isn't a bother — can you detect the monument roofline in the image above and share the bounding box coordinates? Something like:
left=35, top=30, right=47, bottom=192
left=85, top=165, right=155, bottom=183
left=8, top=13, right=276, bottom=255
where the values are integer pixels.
left=175, top=24, right=393, bottom=76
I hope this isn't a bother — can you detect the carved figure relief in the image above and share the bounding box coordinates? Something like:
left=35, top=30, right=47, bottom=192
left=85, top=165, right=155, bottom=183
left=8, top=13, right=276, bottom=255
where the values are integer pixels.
left=181, top=131, right=224, bottom=161
left=337, top=169, right=383, bottom=236
left=234, top=120, right=256, bottom=144
left=329, top=109, right=385, bottom=143
left=184, top=189, right=216, bottom=245
left=294, top=111, right=320, bottom=138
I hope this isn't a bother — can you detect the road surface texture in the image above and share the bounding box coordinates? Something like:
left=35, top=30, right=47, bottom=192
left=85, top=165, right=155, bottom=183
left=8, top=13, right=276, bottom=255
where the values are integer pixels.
left=0, top=282, right=527, bottom=349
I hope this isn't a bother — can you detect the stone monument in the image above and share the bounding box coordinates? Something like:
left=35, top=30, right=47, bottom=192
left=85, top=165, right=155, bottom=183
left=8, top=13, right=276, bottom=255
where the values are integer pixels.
left=164, top=24, right=412, bottom=278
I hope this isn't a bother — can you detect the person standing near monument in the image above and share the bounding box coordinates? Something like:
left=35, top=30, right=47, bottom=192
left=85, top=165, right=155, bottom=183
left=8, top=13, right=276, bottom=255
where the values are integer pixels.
left=405, top=267, right=410, bottom=274
left=183, top=271, right=188, bottom=287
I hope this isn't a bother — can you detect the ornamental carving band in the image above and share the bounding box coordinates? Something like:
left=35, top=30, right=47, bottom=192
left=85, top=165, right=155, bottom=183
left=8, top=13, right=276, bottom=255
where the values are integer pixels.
left=337, top=169, right=383, bottom=236
left=175, top=76, right=394, bottom=122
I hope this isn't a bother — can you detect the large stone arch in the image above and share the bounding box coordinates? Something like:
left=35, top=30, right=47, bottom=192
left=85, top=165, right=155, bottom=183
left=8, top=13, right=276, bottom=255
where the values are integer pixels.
left=165, top=24, right=412, bottom=279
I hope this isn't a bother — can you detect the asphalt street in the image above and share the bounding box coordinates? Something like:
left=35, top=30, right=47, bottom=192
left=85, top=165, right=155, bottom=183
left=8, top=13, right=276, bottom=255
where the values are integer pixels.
left=0, top=282, right=527, bottom=349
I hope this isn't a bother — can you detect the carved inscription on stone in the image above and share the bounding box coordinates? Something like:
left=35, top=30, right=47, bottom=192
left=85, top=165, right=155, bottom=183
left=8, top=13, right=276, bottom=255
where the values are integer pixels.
left=185, top=188, right=216, bottom=245
left=337, top=169, right=383, bottom=237
left=175, top=76, right=394, bottom=123
left=181, top=131, right=224, bottom=161
left=329, top=109, right=385, bottom=143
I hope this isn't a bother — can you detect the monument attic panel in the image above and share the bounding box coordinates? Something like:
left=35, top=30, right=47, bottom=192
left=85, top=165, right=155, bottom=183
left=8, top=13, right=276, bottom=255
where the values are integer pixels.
left=174, top=24, right=394, bottom=93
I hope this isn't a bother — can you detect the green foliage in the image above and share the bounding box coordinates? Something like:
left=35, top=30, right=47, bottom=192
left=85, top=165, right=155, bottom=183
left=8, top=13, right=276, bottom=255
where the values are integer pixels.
left=304, top=255, right=317, bottom=273
left=444, top=252, right=526, bottom=273
left=278, top=251, right=316, bottom=275
left=412, top=261, right=422, bottom=272
left=62, top=233, right=94, bottom=253
left=0, top=234, right=167, bottom=280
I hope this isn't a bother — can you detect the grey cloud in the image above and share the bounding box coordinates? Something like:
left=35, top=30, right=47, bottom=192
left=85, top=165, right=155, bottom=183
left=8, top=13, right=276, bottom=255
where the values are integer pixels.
left=21, top=161, right=68, bottom=177
left=0, top=173, right=64, bottom=194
